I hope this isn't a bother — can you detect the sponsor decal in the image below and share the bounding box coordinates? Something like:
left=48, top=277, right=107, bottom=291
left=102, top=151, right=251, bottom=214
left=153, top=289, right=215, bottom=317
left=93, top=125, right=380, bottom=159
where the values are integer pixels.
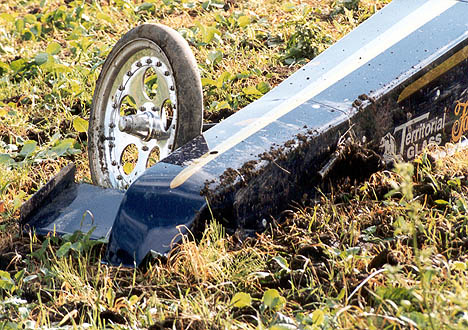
left=451, top=100, right=468, bottom=143
left=380, top=111, right=445, bottom=160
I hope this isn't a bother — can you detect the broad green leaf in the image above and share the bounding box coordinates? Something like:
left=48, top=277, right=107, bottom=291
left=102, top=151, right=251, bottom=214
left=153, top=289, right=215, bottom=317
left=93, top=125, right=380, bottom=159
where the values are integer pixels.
left=257, top=81, right=271, bottom=94
left=136, top=2, right=155, bottom=12
left=10, top=58, right=26, bottom=72
left=47, top=138, right=80, bottom=158
left=207, top=50, right=223, bottom=66
left=0, top=13, right=15, bottom=24
left=96, top=12, right=113, bottom=24
left=231, top=292, right=251, bottom=308
left=311, top=309, right=325, bottom=325
left=243, top=86, right=262, bottom=95
left=46, top=42, right=61, bottom=55
left=0, top=270, right=14, bottom=290
left=197, top=24, right=221, bottom=44
left=0, top=154, right=13, bottom=165
left=15, top=19, right=24, bottom=33
left=263, top=289, right=286, bottom=311
left=452, top=261, right=466, bottom=271
left=0, top=107, right=7, bottom=116
left=237, top=15, right=250, bottom=28
left=201, top=78, right=217, bottom=87
left=19, top=140, right=37, bottom=158
left=56, top=242, right=72, bottom=258
left=281, top=2, right=295, bottom=12
left=23, top=14, right=37, bottom=24
left=73, top=117, right=89, bottom=133
left=34, top=52, right=49, bottom=65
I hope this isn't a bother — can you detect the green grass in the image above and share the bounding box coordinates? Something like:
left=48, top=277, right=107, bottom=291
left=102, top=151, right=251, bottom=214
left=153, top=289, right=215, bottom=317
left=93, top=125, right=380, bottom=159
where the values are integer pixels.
left=9, top=0, right=468, bottom=329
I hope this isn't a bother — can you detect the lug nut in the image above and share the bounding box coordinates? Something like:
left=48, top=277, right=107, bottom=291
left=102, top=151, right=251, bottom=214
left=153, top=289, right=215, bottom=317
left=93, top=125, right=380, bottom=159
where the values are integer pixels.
left=142, top=146, right=149, bottom=151
left=146, top=58, right=152, bottom=64
left=112, top=161, right=117, bottom=166
left=136, top=62, right=142, bottom=67
left=164, top=71, right=170, bottom=76
left=118, top=85, right=124, bottom=91
left=117, top=175, right=123, bottom=180
left=127, top=71, right=132, bottom=76
left=170, top=86, right=175, bottom=91
left=140, top=106, right=146, bottom=111
left=156, top=61, right=162, bottom=67
left=109, top=142, right=115, bottom=148
left=151, top=106, right=158, bottom=111
left=109, top=123, right=115, bottom=128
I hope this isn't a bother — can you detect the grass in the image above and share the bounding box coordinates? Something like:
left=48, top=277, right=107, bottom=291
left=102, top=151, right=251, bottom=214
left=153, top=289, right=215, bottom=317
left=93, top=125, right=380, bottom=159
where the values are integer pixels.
left=5, top=0, right=468, bottom=329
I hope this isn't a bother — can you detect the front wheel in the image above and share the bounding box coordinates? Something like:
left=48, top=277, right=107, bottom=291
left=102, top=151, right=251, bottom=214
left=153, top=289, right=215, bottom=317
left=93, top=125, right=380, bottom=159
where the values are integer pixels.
left=88, top=24, right=203, bottom=189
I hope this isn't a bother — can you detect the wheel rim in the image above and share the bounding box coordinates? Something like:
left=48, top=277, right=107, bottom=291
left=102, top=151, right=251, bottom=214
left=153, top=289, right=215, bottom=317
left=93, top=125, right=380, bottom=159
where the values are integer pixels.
left=101, top=40, right=177, bottom=189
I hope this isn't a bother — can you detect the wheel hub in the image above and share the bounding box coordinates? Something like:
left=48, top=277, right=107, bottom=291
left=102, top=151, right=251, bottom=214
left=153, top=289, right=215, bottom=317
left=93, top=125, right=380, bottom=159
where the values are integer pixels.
left=118, top=111, right=171, bottom=141
left=104, top=50, right=177, bottom=189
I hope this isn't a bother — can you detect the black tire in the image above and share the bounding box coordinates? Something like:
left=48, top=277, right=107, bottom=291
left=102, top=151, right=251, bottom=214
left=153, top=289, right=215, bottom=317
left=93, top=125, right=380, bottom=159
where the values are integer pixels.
left=88, top=24, right=203, bottom=188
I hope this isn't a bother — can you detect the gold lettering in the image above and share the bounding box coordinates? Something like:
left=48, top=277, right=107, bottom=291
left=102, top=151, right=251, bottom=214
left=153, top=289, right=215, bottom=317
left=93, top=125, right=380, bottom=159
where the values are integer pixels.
left=452, top=100, right=468, bottom=143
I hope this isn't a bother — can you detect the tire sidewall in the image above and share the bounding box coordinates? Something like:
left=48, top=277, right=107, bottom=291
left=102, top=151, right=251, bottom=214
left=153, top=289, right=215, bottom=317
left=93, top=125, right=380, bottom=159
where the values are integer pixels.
left=89, top=24, right=203, bottom=187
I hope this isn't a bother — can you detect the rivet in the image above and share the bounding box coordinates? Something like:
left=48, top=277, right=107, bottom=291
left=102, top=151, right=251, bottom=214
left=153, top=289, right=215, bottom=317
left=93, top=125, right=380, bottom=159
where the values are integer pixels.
left=146, top=58, right=152, bottom=64
left=112, top=161, right=117, bottom=166
left=117, top=175, right=123, bottom=180
left=118, top=85, right=124, bottom=91
left=109, top=123, right=115, bottom=128
left=170, top=86, right=175, bottom=91
left=109, top=142, right=115, bottom=148
left=164, top=71, right=170, bottom=76
left=136, top=62, right=142, bottom=67
left=151, top=106, right=158, bottom=111
left=112, top=103, right=118, bottom=108
left=140, top=106, right=146, bottom=111
left=168, top=144, right=173, bottom=149
left=142, top=146, right=149, bottom=151
left=127, top=71, right=132, bottom=76
left=156, top=61, right=161, bottom=67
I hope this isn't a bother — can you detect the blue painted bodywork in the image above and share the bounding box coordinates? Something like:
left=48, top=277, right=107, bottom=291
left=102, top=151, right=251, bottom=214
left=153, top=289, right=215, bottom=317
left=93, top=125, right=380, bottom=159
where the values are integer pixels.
left=22, top=0, right=468, bottom=266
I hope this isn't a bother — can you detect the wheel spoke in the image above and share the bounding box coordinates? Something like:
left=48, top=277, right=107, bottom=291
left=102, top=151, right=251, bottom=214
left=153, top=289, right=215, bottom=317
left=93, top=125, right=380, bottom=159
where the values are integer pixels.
left=126, top=69, right=150, bottom=110
left=89, top=25, right=203, bottom=189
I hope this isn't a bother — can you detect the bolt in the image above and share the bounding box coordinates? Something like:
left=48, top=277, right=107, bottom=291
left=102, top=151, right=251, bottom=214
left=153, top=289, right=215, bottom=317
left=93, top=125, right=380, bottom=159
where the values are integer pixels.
left=140, top=106, right=146, bottom=111
left=112, top=161, right=117, bottom=166
left=170, top=86, right=175, bottom=91
left=164, top=71, right=170, bottom=76
left=117, top=175, right=123, bottom=180
left=109, top=123, right=115, bottom=128
left=127, top=71, right=132, bottom=76
left=136, top=61, right=142, bottom=67
left=109, top=142, right=115, bottom=148
left=118, top=85, right=124, bottom=91
left=112, top=103, right=118, bottom=108
left=156, top=61, right=161, bottom=67
left=142, top=146, right=149, bottom=151
left=146, top=58, right=152, bottom=64
left=151, top=106, right=158, bottom=112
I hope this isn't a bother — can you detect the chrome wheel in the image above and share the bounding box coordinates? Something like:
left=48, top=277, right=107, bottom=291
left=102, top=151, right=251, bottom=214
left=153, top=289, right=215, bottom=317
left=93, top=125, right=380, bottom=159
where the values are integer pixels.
left=89, top=24, right=203, bottom=189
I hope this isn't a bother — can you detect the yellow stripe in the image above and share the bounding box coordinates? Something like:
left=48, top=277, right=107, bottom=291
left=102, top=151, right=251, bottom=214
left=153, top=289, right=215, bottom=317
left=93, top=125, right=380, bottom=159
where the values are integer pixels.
left=398, top=44, right=468, bottom=103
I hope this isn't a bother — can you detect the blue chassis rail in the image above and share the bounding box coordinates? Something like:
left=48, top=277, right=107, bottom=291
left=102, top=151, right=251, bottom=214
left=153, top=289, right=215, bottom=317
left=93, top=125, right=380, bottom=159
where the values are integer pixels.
left=21, top=0, right=468, bottom=266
